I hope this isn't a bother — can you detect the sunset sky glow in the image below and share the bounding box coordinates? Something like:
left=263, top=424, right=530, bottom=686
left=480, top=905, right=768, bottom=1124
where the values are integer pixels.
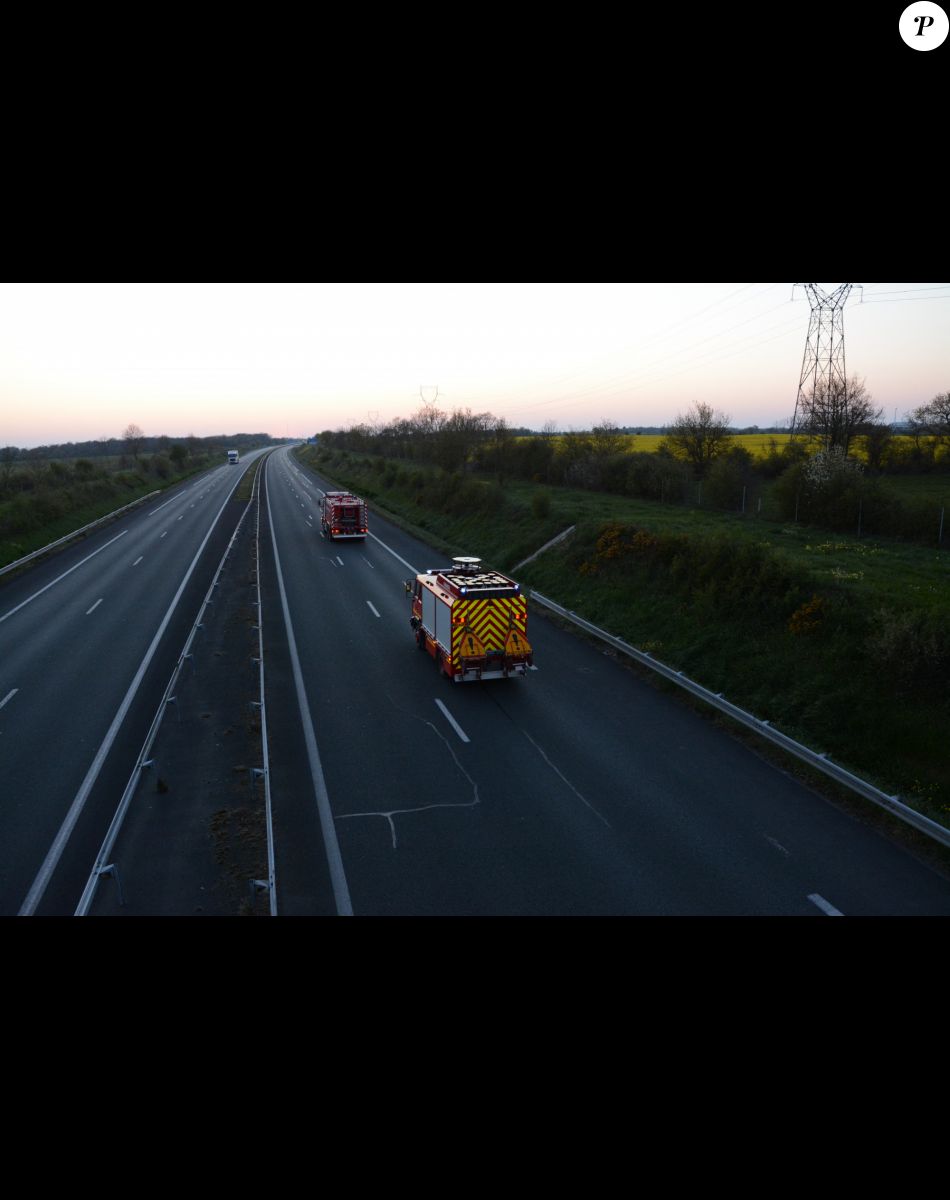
left=1, top=282, right=947, bottom=448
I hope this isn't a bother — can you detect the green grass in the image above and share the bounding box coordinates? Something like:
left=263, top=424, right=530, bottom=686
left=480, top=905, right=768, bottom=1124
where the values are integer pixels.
left=879, top=474, right=950, bottom=505
left=0, top=456, right=217, bottom=569
left=298, top=444, right=950, bottom=829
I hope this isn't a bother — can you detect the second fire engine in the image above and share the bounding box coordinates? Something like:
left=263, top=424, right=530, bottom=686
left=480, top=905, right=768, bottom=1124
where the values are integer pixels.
left=320, top=491, right=368, bottom=540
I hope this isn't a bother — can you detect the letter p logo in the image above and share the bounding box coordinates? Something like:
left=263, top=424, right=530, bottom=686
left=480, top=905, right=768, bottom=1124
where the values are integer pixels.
left=900, top=2, right=948, bottom=47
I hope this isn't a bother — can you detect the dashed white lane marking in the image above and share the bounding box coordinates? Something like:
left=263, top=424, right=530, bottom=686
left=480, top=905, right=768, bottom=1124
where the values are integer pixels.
left=435, top=698, right=470, bottom=744
left=0, top=688, right=18, bottom=710
left=336, top=555, right=344, bottom=566
left=367, top=601, right=381, bottom=618
left=132, top=557, right=143, bottom=567
left=177, top=515, right=184, bottom=521
left=0, top=530, right=127, bottom=626
left=86, top=599, right=103, bottom=615
left=160, top=531, right=168, bottom=539
left=808, top=893, right=844, bottom=916
left=361, top=556, right=374, bottom=569
left=765, top=835, right=790, bottom=856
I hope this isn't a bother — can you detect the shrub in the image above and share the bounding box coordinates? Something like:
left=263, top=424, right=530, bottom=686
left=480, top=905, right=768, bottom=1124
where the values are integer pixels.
left=705, top=453, right=747, bottom=510
left=866, top=608, right=949, bottom=697
left=788, top=594, right=826, bottom=635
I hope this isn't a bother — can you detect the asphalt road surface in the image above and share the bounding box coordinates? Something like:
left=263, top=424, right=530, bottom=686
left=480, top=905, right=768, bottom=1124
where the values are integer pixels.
left=5, top=443, right=950, bottom=916
left=0, top=452, right=267, bottom=915
left=258, top=447, right=950, bottom=916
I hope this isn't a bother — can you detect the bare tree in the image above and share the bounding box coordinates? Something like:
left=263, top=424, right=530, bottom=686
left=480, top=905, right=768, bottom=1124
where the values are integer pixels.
left=911, top=391, right=950, bottom=448
left=661, top=402, right=733, bottom=477
left=797, top=375, right=881, bottom=456
left=123, top=422, right=146, bottom=459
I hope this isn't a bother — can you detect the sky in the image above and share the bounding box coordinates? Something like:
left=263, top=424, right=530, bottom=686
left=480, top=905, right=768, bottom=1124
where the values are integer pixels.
left=0, top=282, right=947, bottom=448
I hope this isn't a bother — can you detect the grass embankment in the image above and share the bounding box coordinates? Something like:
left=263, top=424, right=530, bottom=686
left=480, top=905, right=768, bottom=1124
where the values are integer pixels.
left=0, top=455, right=218, bottom=570
left=296, top=444, right=950, bottom=829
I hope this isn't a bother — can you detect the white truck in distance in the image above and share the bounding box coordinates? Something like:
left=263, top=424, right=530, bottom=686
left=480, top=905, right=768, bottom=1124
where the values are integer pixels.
left=228, top=450, right=239, bottom=464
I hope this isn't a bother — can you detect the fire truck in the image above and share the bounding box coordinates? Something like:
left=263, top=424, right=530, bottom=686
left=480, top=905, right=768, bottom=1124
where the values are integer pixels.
left=320, top=491, right=368, bottom=540
left=406, top=557, right=533, bottom=682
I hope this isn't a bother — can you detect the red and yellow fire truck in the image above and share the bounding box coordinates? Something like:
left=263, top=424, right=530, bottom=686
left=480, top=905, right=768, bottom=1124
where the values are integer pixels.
left=320, top=491, right=368, bottom=540
left=406, top=557, right=533, bottom=682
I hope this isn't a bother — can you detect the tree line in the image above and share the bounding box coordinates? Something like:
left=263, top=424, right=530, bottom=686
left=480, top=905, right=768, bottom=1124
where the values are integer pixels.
left=1, top=429, right=275, bottom=463
left=314, top=382, right=949, bottom=546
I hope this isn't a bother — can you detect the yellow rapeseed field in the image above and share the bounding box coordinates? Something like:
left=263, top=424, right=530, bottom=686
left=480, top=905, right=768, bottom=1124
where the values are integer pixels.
left=541, top=433, right=922, bottom=462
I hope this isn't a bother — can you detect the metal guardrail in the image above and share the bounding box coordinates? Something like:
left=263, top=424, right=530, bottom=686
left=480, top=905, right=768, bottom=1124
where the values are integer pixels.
left=74, top=464, right=269, bottom=915
left=512, top=526, right=576, bottom=572
left=250, top=458, right=277, bottom=914
left=528, top=589, right=950, bottom=851
left=0, top=491, right=161, bottom=577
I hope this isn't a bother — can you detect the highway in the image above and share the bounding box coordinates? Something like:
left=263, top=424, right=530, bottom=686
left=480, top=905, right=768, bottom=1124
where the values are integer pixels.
left=0, top=452, right=266, bottom=915
left=4, top=442, right=950, bottom=915
left=260, top=447, right=950, bottom=915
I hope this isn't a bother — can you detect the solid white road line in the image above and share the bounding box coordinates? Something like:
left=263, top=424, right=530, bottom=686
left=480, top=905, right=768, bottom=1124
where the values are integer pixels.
left=522, top=729, right=611, bottom=828
left=148, top=497, right=178, bottom=515
left=0, top=531, right=128, bottom=626
left=266, top=460, right=353, bottom=916
left=366, top=601, right=380, bottom=618
left=0, top=688, right=18, bottom=710
left=367, top=531, right=417, bottom=574
left=86, top=599, right=103, bottom=615
left=808, top=893, right=844, bottom=916
left=18, top=482, right=245, bottom=916
left=435, top=699, right=470, bottom=744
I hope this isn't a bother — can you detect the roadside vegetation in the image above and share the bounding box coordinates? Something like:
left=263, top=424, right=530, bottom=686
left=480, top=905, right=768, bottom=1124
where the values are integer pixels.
left=296, top=390, right=950, bottom=829
left=0, top=432, right=274, bottom=569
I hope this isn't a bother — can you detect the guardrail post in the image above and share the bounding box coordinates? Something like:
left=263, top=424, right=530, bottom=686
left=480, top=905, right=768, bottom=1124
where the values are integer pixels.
left=96, top=863, right=125, bottom=907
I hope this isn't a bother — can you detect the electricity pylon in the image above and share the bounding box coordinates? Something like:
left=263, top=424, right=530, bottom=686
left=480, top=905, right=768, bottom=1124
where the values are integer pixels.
left=790, top=283, right=861, bottom=437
